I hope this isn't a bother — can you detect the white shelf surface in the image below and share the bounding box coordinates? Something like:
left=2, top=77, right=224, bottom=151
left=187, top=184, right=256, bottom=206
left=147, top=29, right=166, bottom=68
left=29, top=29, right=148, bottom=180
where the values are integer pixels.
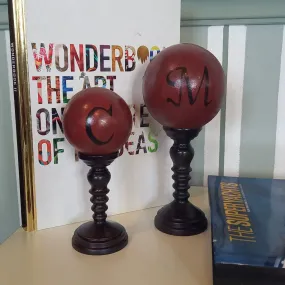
left=0, top=187, right=212, bottom=285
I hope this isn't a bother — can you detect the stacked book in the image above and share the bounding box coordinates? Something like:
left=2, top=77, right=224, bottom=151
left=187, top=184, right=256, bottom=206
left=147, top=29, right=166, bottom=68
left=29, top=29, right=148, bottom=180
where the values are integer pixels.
left=208, top=175, right=285, bottom=285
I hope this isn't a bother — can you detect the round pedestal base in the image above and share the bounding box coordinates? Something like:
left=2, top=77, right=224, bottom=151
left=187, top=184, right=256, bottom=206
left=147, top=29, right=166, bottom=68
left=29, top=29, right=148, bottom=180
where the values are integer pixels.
left=154, top=201, right=208, bottom=236
left=72, top=220, right=128, bottom=255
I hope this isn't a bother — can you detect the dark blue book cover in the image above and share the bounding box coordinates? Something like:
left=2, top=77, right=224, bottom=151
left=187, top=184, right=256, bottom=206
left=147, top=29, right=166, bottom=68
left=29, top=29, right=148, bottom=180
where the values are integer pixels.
left=208, top=175, right=285, bottom=284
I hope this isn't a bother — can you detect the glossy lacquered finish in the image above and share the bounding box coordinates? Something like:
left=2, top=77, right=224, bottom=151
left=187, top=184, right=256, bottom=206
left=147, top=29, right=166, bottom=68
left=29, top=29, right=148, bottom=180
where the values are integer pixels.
left=154, top=127, right=208, bottom=236
left=63, top=87, right=131, bottom=255
left=143, top=44, right=225, bottom=129
left=63, top=87, right=132, bottom=155
left=72, top=152, right=128, bottom=255
left=143, top=43, right=225, bottom=236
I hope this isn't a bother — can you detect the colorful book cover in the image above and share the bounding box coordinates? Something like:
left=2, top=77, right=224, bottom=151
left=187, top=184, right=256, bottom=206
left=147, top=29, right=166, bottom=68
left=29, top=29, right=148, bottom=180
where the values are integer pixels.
left=208, top=175, right=285, bottom=285
left=7, top=0, right=181, bottom=230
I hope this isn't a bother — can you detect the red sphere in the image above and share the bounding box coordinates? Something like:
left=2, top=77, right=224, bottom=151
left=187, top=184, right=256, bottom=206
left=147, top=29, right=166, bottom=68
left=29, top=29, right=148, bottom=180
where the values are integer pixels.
left=143, top=44, right=225, bottom=129
left=63, top=87, right=132, bottom=155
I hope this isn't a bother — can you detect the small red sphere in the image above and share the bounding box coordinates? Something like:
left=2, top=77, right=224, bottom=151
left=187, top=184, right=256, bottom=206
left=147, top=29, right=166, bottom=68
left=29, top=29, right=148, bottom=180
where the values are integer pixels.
left=143, top=43, right=225, bottom=129
left=63, top=87, right=132, bottom=155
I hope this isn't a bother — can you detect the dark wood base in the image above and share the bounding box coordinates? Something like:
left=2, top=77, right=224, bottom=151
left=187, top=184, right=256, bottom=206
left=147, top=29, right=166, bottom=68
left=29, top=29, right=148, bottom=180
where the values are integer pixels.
left=156, top=127, right=208, bottom=236
left=154, top=201, right=207, bottom=236
left=72, top=220, right=128, bottom=255
left=73, top=152, right=128, bottom=255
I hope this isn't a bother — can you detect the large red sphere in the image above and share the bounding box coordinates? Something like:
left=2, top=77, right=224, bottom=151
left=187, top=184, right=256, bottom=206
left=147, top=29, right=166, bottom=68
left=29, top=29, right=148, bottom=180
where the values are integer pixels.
left=143, top=44, right=225, bottom=129
left=63, top=87, right=132, bottom=155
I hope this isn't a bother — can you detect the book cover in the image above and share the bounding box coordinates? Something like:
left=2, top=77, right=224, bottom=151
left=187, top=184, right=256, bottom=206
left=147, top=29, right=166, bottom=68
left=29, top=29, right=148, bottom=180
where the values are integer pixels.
left=7, top=0, right=181, bottom=230
left=208, top=175, right=285, bottom=285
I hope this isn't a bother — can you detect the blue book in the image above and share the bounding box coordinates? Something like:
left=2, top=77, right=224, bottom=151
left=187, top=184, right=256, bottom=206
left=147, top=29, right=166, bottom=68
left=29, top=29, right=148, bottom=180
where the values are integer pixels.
left=208, top=175, right=285, bottom=285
